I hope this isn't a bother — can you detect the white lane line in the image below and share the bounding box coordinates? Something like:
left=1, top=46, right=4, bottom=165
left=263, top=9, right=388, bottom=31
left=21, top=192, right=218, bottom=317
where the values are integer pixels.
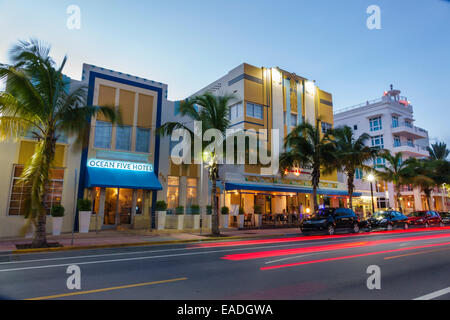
left=413, top=287, right=450, bottom=300
left=265, top=253, right=322, bottom=264
left=0, top=236, right=377, bottom=266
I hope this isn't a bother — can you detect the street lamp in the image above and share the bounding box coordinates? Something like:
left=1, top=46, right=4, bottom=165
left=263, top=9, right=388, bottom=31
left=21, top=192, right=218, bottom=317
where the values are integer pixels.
left=367, top=173, right=375, bottom=215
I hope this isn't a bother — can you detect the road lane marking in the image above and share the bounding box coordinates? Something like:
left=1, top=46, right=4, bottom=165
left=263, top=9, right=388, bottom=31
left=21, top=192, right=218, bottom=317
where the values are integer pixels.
left=0, top=237, right=386, bottom=268
left=265, top=253, right=323, bottom=264
left=261, top=242, right=450, bottom=270
left=26, top=277, right=188, bottom=300
left=413, top=287, right=450, bottom=300
left=384, top=247, right=450, bottom=260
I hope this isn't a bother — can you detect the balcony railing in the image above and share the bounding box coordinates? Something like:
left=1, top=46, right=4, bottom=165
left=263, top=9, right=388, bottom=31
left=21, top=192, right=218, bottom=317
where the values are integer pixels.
left=335, top=95, right=413, bottom=114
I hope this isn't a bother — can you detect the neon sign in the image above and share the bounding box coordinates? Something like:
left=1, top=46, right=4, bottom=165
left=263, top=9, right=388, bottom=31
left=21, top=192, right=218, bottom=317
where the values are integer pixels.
left=87, top=159, right=153, bottom=172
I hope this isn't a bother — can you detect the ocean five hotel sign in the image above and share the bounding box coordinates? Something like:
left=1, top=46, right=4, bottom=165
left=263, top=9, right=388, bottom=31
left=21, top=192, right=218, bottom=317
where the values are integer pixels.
left=87, top=159, right=154, bottom=172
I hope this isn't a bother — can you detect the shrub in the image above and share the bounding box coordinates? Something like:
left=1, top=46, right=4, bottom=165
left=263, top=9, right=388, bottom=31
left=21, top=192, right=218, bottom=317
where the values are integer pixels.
left=51, top=204, right=65, bottom=217
left=206, top=205, right=212, bottom=215
left=155, top=200, right=167, bottom=211
left=190, top=204, right=200, bottom=215
left=77, top=199, right=92, bottom=211
left=221, top=206, right=229, bottom=215
left=176, top=206, right=184, bottom=215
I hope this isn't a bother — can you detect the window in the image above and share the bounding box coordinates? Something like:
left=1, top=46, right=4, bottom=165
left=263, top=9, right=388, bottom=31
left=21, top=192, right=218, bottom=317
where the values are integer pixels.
left=94, top=121, right=112, bottom=149
left=8, top=166, right=64, bottom=216
left=377, top=197, right=389, bottom=209
left=167, top=176, right=180, bottom=211
left=394, top=135, right=401, bottom=147
left=369, top=117, right=382, bottom=131
left=407, top=138, right=414, bottom=147
left=373, top=157, right=386, bottom=168
left=186, top=178, right=198, bottom=207
left=246, top=102, right=263, bottom=119
left=136, top=128, right=150, bottom=153
left=355, top=168, right=363, bottom=180
left=392, top=116, right=399, bottom=128
left=321, top=122, right=332, bottom=134
left=115, top=125, right=132, bottom=151
left=405, top=120, right=413, bottom=128
left=371, top=135, right=384, bottom=149
left=229, top=103, right=243, bottom=121
left=354, top=125, right=358, bottom=131
left=290, top=114, right=297, bottom=127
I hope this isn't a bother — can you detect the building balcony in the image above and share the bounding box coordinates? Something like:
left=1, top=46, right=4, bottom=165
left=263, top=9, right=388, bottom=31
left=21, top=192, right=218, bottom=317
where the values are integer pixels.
left=391, top=123, right=428, bottom=139
left=393, top=143, right=429, bottom=157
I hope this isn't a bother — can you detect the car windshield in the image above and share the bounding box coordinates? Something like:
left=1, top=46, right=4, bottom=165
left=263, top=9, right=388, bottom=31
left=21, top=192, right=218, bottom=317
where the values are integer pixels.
left=373, top=211, right=389, bottom=218
left=312, top=209, right=334, bottom=218
left=409, top=212, right=426, bottom=217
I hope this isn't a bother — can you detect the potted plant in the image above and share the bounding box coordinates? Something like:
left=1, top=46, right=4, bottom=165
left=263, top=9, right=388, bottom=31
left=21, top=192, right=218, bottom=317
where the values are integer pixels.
left=176, top=206, right=184, bottom=230
left=254, top=205, right=263, bottom=227
left=190, top=204, right=201, bottom=229
left=51, top=204, right=65, bottom=236
left=206, top=205, right=212, bottom=215
left=77, top=199, right=92, bottom=233
left=238, top=207, right=245, bottom=228
left=155, top=200, right=167, bottom=230
left=221, top=206, right=229, bottom=229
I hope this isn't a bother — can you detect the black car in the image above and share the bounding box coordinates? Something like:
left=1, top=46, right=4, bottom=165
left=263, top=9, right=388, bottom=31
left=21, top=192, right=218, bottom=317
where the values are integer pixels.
left=300, top=208, right=360, bottom=236
left=440, top=212, right=450, bottom=225
left=364, top=210, right=409, bottom=231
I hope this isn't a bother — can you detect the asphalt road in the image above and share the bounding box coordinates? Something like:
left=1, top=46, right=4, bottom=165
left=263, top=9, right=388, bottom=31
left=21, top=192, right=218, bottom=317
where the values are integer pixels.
left=1, top=226, right=450, bottom=300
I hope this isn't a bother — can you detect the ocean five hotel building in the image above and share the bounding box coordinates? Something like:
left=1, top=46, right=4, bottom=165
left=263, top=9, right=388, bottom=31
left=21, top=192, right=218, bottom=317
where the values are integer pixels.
left=0, top=62, right=358, bottom=237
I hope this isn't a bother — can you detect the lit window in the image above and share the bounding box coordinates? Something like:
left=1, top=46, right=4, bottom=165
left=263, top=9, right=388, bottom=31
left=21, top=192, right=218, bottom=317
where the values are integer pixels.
left=370, top=117, right=382, bottom=131
left=8, top=166, right=64, bottom=216
left=94, top=121, right=112, bottom=149
left=136, top=128, right=150, bottom=153
left=186, top=178, right=198, bottom=207
left=167, top=176, right=180, bottom=210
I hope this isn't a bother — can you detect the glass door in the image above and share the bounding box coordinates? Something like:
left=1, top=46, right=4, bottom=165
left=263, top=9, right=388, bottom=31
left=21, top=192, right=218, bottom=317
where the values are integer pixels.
left=118, top=189, right=133, bottom=225
left=104, top=188, right=118, bottom=225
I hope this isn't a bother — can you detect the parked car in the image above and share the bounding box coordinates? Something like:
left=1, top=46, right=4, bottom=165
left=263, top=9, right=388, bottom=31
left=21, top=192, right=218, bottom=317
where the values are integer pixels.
left=439, top=212, right=450, bottom=225
left=407, top=211, right=444, bottom=227
left=363, top=210, right=409, bottom=231
left=300, top=208, right=360, bottom=236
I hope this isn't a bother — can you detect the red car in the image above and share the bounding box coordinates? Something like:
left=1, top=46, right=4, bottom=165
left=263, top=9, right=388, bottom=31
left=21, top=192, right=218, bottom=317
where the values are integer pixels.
left=407, top=211, right=444, bottom=227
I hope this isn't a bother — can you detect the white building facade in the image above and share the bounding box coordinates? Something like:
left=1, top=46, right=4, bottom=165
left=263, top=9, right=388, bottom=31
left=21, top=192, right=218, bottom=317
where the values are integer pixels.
left=334, top=87, right=448, bottom=215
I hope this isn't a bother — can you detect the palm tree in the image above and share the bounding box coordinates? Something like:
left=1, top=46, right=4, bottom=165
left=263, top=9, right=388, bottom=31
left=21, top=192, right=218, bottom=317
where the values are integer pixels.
left=427, top=142, right=449, bottom=160
left=376, top=151, right=412, bottom=213
left=279, top=120, right=335, bottom=212
left=0, top=39, right=119, bottom=247
left=157, top=92, right=235, bottom=236
left=327, top=126, right=379, bottom=210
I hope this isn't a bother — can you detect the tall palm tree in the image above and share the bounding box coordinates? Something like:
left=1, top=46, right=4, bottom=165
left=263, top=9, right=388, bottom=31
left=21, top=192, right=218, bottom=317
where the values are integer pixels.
left=157, top=92, right=235, bottom=236
left=427, top=142, right=450, bottom=160
left=327, top=126, right=379, bottom=210
left=0, top=39, right=119, bottom=247
left=280, top=120, right=335, bottom=212
left=376, top=151, right=412, bottom=213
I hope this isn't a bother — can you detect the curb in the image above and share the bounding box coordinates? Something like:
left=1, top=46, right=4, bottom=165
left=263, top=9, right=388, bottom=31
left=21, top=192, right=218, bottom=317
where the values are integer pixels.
left=10, top=233, right=296, bottom=254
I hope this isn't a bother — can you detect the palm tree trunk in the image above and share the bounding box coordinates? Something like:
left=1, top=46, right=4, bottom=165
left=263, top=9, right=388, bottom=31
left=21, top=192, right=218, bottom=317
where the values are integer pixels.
left=32, top=210, right=47, bottom=248
left=395, top=183, right=403, bottom=213
left=312, top=186, right=318, bottom=212
left=347, top=173, right=354, bottom=211
left=211, top=165, right=220, bottom=236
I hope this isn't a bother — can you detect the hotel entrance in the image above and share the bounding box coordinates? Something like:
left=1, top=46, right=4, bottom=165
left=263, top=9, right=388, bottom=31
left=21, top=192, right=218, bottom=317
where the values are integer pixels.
left=103, top=188, right=133, bottom=226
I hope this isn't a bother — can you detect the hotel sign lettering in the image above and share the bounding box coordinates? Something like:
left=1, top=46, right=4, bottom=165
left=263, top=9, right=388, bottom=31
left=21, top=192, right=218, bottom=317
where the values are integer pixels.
left=88, top=159, right=153, bottom=172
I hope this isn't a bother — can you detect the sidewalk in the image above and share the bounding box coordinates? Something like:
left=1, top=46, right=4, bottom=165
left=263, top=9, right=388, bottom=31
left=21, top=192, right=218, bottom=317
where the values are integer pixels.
left=0, top=228, right=301, bottom=253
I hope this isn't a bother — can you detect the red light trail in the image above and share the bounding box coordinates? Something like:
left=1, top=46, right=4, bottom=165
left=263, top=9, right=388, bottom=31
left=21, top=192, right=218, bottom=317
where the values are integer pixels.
left=221, top=232, right=450, bottom=261
left=260, top=242, right=450, bottom=271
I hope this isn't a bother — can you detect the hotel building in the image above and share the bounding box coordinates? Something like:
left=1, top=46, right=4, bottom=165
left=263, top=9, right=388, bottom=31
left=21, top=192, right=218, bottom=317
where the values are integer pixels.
left=334, top=86, right=449, bottom=215
left=158, top=63, right=355, bottom=228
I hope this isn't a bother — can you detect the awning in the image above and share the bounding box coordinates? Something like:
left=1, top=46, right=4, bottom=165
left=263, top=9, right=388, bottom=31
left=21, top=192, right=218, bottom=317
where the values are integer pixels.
left=86, top=166, right=162, bottom=190
left=225, top=182, right=361, bottom=197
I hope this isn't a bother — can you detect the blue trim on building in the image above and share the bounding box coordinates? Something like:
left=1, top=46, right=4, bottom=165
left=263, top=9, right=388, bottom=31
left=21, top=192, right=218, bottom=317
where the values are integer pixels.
left=76, top=71, right=163, bottom=230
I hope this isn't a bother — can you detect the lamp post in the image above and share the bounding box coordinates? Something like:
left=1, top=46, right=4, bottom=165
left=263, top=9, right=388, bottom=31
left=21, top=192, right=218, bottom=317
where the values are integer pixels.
left=367, top=173, right=375, bottom=216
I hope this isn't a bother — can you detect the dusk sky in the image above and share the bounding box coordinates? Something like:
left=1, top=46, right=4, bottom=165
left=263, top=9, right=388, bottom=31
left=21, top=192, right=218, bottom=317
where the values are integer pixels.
left=0, top=0, right=449, bottom=144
